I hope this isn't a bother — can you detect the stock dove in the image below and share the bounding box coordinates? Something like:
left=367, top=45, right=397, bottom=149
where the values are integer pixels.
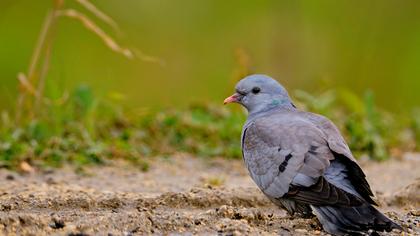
left=224, top=74, right=401, bottom=235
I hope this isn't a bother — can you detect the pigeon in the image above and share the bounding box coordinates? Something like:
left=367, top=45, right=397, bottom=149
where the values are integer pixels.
left=224, top=74, right=402, bottom=235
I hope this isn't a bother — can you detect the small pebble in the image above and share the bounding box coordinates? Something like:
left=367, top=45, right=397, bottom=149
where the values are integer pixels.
left=5, top=175, right=15, bottom=180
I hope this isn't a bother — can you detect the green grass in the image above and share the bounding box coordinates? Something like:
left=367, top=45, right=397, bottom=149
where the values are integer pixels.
left=0, top=85, right=418, bottom=171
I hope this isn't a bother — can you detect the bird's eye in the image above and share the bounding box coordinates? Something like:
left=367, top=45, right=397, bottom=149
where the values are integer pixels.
left=252, top=87, right=261, bottom=94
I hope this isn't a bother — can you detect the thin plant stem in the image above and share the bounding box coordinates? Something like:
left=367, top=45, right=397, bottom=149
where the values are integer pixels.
left=27, top=10, right=55, bottom=83
left=35, top=40, right=53, bottom=112
left=57, top=9, right=134, bottom=59
left=34, top=9, right=61, bottom=113
left=75, top=0, right=120, bottom=34
left=16, top=10, right=55, bottom=123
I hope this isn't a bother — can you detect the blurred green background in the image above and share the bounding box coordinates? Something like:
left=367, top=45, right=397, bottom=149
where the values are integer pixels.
left=1, top=0, right=420, bottom=169
left=1, top=0, right=420, bottom=111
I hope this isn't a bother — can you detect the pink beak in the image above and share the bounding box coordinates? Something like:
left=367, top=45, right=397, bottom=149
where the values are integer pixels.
left=224, top=93, right=241, bottom=105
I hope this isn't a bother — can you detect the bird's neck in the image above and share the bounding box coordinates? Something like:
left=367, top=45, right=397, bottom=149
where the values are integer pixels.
left=247, top=101, right=296, bottom=122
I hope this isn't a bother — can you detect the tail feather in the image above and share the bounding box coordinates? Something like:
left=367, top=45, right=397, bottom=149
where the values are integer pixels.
left=312, top=204, right=402, bottom=235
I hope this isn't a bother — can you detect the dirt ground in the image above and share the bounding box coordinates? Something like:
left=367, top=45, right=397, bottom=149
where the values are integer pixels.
left=0, top=153, right=419, bottom=236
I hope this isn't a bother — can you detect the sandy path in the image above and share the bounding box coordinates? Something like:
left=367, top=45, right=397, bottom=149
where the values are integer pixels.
left=0, top=154, right=419, bottom=235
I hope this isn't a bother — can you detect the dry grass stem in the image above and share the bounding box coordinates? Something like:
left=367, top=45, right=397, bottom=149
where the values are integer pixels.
left=17, top=73, right=38, bottom=97
left=34, top=6, right=62, bottom=112
left=57, top=9, right=134, bottom=59
left=52, top=91, right=69, bottom=106
left=75, top=0, right=121, bottom=34
left=16, top=0, right=161, bottom=122
left=18, top=73, right=54, bottom=106
left=133, top=49, right=166, bottom=66
left=16, top=10, right=55, bottom=122
left=27, top=10, right=55, bottom=83
left=35, top=42, right=53, bottom=111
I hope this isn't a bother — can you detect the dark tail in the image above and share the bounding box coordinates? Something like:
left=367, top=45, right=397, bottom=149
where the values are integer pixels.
left=312, top=204, right=402, bottom=235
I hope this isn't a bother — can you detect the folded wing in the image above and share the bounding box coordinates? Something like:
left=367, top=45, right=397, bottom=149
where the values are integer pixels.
left=242, top=112, right=370, bottom=209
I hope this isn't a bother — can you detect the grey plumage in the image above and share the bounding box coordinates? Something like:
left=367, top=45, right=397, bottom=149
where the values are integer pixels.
left=224, top=74, right=402, bottom=235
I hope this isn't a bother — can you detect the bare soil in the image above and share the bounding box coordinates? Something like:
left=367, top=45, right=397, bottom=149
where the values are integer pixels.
left=0, top=153, right=419, bottom=236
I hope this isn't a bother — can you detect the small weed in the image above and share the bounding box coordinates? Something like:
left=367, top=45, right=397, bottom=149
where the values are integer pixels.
left=203, top=176, right=225, bottom=187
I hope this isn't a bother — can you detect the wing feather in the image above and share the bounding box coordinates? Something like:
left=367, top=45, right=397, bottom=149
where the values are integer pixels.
left=301, top=111, right=376, bottom=205
left=242, top=113, right=332, bottom=198
left=285, top=177, right=364, bottom=207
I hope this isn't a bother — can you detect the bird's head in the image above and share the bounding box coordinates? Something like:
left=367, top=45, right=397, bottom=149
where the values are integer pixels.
left=224, top=74, right=294, bottom=114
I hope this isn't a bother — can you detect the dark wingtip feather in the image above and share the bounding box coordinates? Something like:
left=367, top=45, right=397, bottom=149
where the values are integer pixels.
left=334, top=153, right=378, bottom=205
left=312, top=204, right=403, bottom=235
